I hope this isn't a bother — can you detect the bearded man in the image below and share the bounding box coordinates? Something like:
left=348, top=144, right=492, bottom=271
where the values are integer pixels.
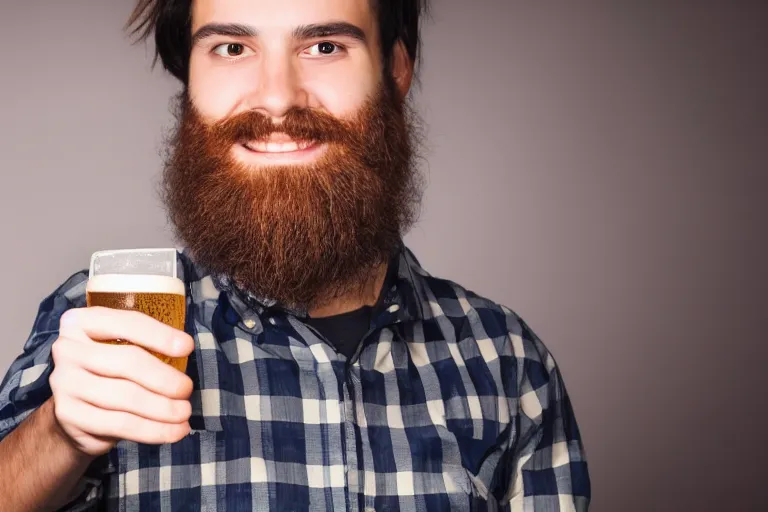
left=0, top=1, right=590, bottom=510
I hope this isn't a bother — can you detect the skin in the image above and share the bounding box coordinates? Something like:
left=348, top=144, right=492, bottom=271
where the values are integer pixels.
left=0, top=1, right=414, bottom=510
left=0, top=308, right=194, bottom=511
left=187, top=0, right=413, bottom=317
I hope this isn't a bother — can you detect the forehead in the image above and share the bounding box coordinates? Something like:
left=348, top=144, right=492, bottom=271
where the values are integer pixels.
left=191, top=0, right=375, bottom=32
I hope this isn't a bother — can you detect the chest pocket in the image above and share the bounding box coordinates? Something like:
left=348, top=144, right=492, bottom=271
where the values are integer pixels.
left=433, top=377, right=514, bottom=502
left=449, top=418, right=515, bottom=503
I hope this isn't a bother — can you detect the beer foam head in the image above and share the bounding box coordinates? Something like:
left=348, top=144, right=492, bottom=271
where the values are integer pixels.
left=87, top=274, right=186, bottom=295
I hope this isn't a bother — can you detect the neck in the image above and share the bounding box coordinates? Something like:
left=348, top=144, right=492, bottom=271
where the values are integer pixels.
left=308, top=262, right=389, bottom=318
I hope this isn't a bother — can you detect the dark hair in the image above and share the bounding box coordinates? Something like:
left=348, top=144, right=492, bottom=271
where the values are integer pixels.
left=127, top=0, right=429, bottom=85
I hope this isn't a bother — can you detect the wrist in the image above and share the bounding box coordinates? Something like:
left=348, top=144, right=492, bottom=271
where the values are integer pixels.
left=42, top=398, right=95, bottom=467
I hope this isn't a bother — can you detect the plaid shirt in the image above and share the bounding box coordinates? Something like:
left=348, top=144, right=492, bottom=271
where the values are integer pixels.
left=0, top=247, right=590, bottom=511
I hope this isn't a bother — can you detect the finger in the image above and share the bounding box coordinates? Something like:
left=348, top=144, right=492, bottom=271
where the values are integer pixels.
left=55, top=337, right=193, bottom=399
left=67, top=368, right=191, bottom=424
left=59, top=307, right=194, bottom=358
left=57, top=396, right=191, bottom=445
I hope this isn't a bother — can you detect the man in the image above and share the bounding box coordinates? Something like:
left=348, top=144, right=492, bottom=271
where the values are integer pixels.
left=0, top=0, right=590, bottom=510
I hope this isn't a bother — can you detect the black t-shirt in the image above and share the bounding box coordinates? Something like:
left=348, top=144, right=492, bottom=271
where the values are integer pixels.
left=305, top=305, right=373, bottom=359
left=305, top=258, right=397, bottom=359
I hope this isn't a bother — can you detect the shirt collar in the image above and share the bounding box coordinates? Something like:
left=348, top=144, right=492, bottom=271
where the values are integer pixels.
left=179, top=243, right=430, bottom=326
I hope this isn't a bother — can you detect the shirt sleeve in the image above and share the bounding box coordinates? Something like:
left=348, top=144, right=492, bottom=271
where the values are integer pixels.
left=0, top=270, right=106, bottom=511
left=502, top=314, right=591, bottom=511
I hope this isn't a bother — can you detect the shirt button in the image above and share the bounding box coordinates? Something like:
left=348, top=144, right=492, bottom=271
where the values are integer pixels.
left=244, top=319, right=256, bottom=329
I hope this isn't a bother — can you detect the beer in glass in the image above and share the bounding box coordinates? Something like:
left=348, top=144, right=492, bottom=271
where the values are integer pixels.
left=86, top=248, right=188, bottom=372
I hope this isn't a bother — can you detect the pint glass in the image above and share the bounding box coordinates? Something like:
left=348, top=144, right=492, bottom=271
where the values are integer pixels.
left=86, top=248, right=188, bottom=372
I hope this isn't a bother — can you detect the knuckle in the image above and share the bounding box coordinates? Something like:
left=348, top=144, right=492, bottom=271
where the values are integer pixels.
left=50, top=367, right=82, bottom=399
left=49, top=368, right=62, bottom=391
left=51, top=339, right=64, bottom=362
left=51, top=337, right=73, bottom=363
left=59, top=308, right=81, bottom=329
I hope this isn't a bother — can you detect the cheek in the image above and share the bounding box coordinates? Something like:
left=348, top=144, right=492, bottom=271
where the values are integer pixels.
left=304, top=65, right=379, bottom=118
left=188, top=58, right=255, bottom=120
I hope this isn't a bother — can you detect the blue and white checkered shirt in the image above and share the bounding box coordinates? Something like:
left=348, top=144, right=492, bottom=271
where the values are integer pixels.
left=0, top=247, right=590, bottom=511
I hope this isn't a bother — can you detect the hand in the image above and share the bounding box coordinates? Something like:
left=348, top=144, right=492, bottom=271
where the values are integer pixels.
left=49, top=307, right=195, bottom=457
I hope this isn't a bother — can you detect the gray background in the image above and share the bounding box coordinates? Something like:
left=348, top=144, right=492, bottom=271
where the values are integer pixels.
left=1, top=1, right=766, bottom=510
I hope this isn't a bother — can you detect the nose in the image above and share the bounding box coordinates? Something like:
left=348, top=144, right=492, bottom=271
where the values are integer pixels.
left=247, top=51, right=308, bottom=119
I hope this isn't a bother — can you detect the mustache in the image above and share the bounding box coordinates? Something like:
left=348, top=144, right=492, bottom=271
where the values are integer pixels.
left=210, top=107, right=353, bottom=144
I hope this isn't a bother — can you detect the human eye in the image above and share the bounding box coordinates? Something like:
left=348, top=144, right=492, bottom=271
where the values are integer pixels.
left=211, top=42, right=253, bottom=59
left=304, top=41, right=346, bottom=57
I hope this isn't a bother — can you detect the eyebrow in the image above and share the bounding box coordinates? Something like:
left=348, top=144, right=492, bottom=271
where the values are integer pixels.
left=192, top=23, right=258, bottom=46
left=292, top=22, right=367, bottom=44
left=191, top=21, right=367, bottom=47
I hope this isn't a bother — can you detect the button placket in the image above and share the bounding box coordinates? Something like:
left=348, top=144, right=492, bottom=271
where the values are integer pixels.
left=342, top=376, right=359, bottom=512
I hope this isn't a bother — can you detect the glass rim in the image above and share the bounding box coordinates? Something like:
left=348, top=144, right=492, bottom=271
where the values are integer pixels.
left=89, top=248, right=178, bottom=279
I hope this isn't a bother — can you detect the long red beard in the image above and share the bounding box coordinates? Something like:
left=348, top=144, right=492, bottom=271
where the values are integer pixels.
left=162, top=83, right=422, bottom=310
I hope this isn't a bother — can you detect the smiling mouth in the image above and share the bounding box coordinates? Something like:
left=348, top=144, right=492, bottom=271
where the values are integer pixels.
left=242, top=139, right=317, bottom=153
left=241, top=131, right=320, bottom=154
left=235, top=133, right=326, bottom=164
